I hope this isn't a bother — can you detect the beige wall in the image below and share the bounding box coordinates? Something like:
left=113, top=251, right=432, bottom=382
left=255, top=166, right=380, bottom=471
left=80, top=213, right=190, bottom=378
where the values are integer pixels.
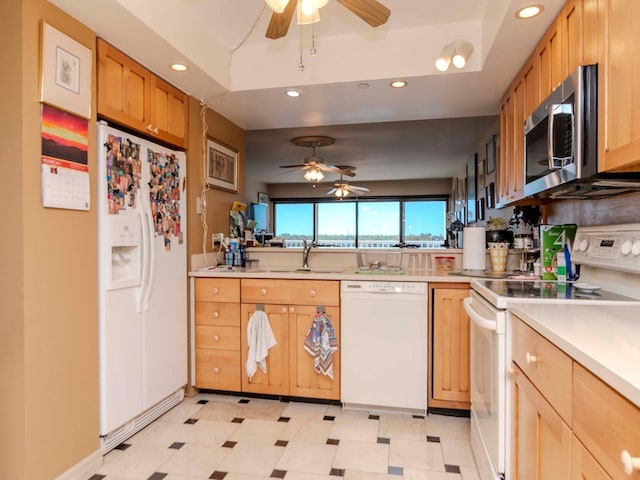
left=186, top=98, right=246, bottom=269
left=0, top=1, right=100, bottom=479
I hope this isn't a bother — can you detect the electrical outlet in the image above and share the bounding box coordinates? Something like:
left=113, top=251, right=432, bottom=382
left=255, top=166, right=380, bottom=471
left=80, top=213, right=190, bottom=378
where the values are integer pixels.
left=212, top=232, right=224, bottom=247
left=196, top=197, right=204, bottom=214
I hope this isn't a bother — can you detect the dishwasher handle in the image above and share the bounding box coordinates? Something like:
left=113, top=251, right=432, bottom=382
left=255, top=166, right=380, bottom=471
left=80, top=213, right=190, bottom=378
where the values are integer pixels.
left=463, top=297, right=497, bottom=332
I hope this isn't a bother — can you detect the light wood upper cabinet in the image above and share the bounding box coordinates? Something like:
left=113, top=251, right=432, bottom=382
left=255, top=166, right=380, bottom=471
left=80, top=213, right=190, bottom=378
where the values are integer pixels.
left=537, top=16, right=564, bottom=100
left=97, top=39, right=188, bottom=149
left=429, top=283, right=470, bottom=410
left=497, top=75, right=525, bottom=206
left=597, top=0, right=640, bottom=172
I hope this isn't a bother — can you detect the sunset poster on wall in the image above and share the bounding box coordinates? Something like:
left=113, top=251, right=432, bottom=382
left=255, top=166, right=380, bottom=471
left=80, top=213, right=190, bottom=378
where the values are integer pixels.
left=41, top=103, right=90, bottom=210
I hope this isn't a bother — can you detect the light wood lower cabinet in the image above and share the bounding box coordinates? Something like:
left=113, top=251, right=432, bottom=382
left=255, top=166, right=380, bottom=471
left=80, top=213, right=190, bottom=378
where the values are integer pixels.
left=512, top=363, right=572, bottom=479
left=511, top=315, right=640, bottom=480
left=572, top=436, right=613, bottom=480
left=240, top=279, right=340, bottom=400
left=429, top=283, right=470, bottom=410
left=193, top=278, right=241, bottom=391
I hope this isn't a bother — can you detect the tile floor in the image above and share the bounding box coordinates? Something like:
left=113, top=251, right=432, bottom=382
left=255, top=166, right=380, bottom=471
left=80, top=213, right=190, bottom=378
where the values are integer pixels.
left=90, top=393, right=480, bottom=480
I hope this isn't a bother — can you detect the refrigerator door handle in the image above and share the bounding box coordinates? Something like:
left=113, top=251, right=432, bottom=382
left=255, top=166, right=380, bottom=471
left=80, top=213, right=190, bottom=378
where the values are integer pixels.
left=142, top=206, right=156, bottom=311
left=137, top=210, right=150, bottom=313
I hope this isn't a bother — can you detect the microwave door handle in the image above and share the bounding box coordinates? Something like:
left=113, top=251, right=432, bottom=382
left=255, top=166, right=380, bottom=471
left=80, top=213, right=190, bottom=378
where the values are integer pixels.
left=547, top=104, right=557, bottom=169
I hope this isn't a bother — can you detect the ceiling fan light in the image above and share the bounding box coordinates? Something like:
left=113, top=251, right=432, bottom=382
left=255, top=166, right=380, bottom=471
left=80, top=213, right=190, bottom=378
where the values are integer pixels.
left=297, top=0, right=321, bottom=25
left=435, top=43, right=455, bottom=72
left=335, top=187, right=349, bottom=197
left=265, top=0, right=290, bottom=14
left=304, top=167, right=324, bottom=182
left=453, top=42, right=473, bottom=69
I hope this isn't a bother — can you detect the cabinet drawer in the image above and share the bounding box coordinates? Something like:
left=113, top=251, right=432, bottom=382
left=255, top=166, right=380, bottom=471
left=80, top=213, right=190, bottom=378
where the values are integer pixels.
left=195, top=349, right=240, bottom=391
left=573, top=363, right=640, bottom=480
left=241, top=279, right=292, bottom=304
left=195, top=278, right=240, bottom=302
left=512, top=317, right=572, bottom=423
left=195, top=325, right=240, bottom=350
left=288, top=280, right=340, bottom=306
left=195, top=301, right=240, bottom=326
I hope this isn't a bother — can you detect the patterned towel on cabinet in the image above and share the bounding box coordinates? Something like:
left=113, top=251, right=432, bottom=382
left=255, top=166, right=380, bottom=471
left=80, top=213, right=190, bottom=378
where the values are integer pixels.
left=303, top=312, right=338, bottom=380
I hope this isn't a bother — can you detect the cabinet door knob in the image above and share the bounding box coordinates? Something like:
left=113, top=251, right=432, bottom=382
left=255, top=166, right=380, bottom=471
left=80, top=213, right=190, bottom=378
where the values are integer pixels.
left=212, top=311, right=219, bottom=318
left=213, top=367, right=220, bottom=374
left=621, top=450, right=640, bottom=475
left=260, top=289, right=267, bottom=295
left=153, top=127, right=159, bottom=134
left=213, top=335, right=220, bottom=342
left=281, top=307, right=287, bottom=314
left=212, top=287, right=219, bottom=295
left=289, top=307, right=295, bottom=314
left=506, top=366, right=516, bottom=378
left=309, top=290, right=316, bottom=297
left=525, top=352, right=538, bottom=364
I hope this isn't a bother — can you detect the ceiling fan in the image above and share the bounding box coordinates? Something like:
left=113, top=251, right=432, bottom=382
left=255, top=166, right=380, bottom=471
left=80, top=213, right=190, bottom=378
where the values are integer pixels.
left=327, top=171, right=370, bottom=197
left=280, top=135, right=356, bottom=183
left=265, top=0, right=391, bottom=40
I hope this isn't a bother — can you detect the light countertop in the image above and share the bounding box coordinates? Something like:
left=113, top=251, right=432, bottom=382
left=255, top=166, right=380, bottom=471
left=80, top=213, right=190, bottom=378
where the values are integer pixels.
left=509, top=301, right=640, bottom=408
left=189, top=267, right=467, bottom=282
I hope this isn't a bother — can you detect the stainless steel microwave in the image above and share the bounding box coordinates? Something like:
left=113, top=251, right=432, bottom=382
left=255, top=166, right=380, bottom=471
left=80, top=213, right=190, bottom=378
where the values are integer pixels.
left=523, top=64, right=598, bottom=198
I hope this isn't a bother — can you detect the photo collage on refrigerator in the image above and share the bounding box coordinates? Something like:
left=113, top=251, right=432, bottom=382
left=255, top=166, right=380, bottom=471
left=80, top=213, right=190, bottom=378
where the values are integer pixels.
left=148, top=148, right=182, bottom=251
left=104, top=133, right=141, bottom=214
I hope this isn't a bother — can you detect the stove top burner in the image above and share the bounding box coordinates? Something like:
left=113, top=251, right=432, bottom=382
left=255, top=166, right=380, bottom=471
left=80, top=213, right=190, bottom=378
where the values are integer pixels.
left=483, top=280, right=638, bottom=302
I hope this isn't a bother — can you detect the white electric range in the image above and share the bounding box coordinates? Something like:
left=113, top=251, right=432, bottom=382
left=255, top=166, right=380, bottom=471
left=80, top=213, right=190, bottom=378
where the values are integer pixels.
left=463, top=223, right=640, bottom=480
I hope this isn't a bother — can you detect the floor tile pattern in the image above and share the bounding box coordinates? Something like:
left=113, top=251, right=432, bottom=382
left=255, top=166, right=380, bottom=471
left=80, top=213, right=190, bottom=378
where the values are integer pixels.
left=91, top=393, right=480, bottom=480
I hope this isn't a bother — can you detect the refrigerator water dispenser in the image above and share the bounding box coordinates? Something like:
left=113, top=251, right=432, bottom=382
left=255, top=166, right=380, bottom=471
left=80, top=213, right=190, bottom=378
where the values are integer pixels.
left=107, top=215, right=142, bottom=289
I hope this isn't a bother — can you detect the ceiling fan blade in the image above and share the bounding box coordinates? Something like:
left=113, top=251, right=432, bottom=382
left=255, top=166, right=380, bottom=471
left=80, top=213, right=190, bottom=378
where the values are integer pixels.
left=327, top=187, right=338, bottom=195
left=280, top=163, right=311, bottom=169
left=347, top=185, right=370, bottom=193
left=266, top=0, right=296, bottom=39
left=336, top=0, right=391, bottom=27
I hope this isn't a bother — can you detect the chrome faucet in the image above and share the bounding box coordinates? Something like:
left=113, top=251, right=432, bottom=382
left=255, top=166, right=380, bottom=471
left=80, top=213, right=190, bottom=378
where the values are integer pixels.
left=302, top=239, right=317, bottom=269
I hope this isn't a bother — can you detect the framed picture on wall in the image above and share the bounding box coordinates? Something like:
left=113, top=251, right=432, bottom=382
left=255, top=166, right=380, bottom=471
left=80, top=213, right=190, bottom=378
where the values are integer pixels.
left=487, top=182, right=496, bottom=208
left=258, top=192, right=269, bottom=204
left=206, top=138, right=238, bottom=192
left=486, top=135, right=496, bottom=174
left=39, top=22, right=92, bottom=119
left=466, top=154, right=477, bottom=224
left=477, top=159, right=486, bottom=191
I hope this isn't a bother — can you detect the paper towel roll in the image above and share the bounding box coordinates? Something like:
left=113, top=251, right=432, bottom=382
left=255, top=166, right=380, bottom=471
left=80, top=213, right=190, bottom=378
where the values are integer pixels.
left=463, top=227, right=487, bottom=270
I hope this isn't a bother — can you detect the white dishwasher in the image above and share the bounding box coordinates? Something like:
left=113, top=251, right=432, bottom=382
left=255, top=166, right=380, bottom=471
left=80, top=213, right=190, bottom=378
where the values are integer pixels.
left=340, top=280, right=428, bottom=412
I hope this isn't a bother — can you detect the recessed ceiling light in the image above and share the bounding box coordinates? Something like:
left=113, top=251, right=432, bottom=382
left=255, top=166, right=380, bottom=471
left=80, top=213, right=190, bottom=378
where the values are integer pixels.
left=170, top=63, right=188, bottom=72
left=285, top=89, right=302, bottom=97
left=516, top=4, right=544, bottom=19
left=357, top=83, right=370, bottom=89
left=390, top=80, right=407, bottom=88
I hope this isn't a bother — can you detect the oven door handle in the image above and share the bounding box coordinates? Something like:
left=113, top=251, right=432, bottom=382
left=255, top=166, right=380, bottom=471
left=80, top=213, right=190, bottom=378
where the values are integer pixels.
left=463, top=297, right=497, bottom=332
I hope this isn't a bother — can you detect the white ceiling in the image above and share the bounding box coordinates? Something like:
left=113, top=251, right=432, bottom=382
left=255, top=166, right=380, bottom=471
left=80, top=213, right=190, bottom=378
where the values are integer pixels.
left=50, top=0, right=565, bottom=184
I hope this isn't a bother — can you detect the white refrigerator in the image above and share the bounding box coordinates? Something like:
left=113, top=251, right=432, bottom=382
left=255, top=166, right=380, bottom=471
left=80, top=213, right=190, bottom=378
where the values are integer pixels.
left=97, top=122, right=187, bottom=452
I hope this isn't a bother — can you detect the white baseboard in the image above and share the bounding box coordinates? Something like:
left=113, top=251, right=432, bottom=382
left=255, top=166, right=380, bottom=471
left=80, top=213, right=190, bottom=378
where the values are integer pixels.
left=55, top=449, right=103, bottom=480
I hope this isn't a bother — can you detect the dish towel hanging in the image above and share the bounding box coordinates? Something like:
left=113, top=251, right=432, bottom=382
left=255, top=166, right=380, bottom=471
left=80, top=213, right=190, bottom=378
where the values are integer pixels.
left=245, top=309, right=277, bottom=380
left=303, top=312, right=338, bottom=380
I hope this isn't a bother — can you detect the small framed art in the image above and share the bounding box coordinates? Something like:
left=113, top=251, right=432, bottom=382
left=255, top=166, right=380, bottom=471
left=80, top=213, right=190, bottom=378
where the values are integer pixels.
left=207, top=138, right=238, bottom=192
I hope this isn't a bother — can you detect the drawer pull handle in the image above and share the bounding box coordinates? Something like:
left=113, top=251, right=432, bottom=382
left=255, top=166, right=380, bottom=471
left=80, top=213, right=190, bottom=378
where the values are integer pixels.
left=281, top=307, right=287, bottom=314
left=309, top=290, right=316, bottom=297
left=525, top=352, right=538, bottom=364
left=213, top=335, right=219, bottom=342
left=260, top=289, right=267, bottom=295
left=212, top=312, right=219, bottom=318
left=213, top=367, right=220, bottom=374
left=621, top=450, right=640, bottom=475
left=212, top=287, right=219, bottom=295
